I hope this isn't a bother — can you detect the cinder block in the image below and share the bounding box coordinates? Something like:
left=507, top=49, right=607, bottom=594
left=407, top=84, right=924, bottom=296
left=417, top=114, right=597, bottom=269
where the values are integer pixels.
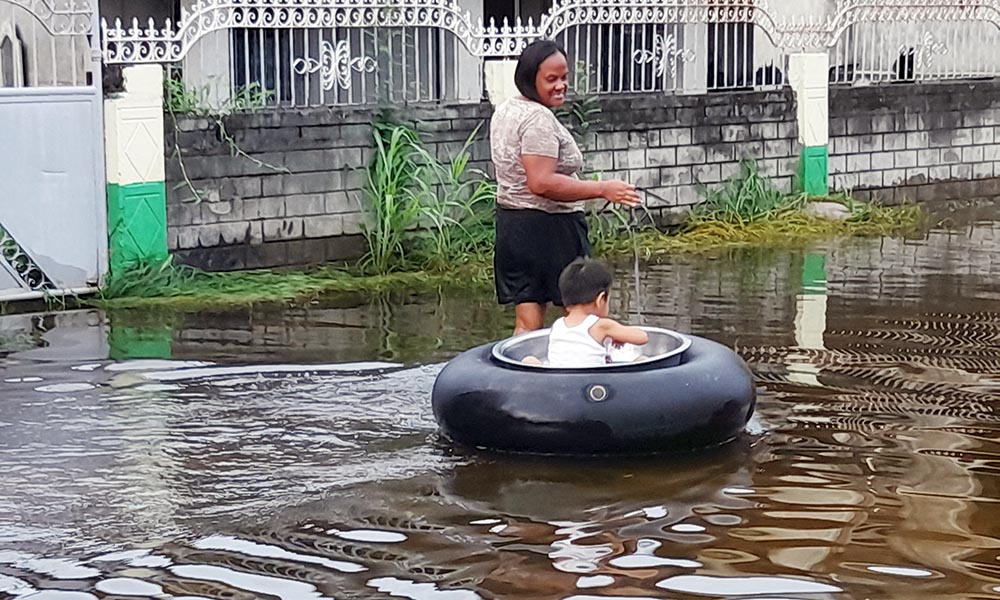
left=951, top=164, right=973, bottom=179
left=847, top=154, right=871, bottom=172
left=176, top=226, right=200, bottom=249
left=659, top=166, right=693, bottom=186
left=692, top=163, right=722, bottom=184
left=832, top=136, right=859, bottom=155
left=962, top=146, right=985, bottom=163
left=304, top=215, right=343, bottom=238
left=705, top=144, right=735, bottom=163
left=720, top=161, right=742, bottom=180
left=883, top=133, right=906, bottom=151
left=596, top=131, right=629, bottom=151
left=249, top=221, right=264, bottom=245
left=627, top=132, right=648, bottom=148
left=738, top=142, right=766, bottom=160
left=263, top=218, right=305, bottom=241
left=870, top=114, right=896, bottom=133
left=882, top=169, right=907, bottom=186
left=200, top=198, right=244, bottom=224
left=721, top=124, right=751, bottom=142
left=613, top=149, right=645, bottom=170
left=906, top=131, right=929, bottom=149
left=895, top=150, right=918, bottom=168
left=675, top=184, right=703, bottom=206
left=777, top=121, right=798, bottom=140
left=847, top=116, right=873, bottom=135
left=341, top=212, right=365, bottom=235
left=749, top=122, right=777, bottom=140
left=764, top=139, right=791, bottom=158
left=871, top=151, right=894, bottom=170
left=325, top=191, right=356, bottom=214
left=646, top=147, right=677, bottom=167
left=940, top=149, right=961, bottom=164
left=917, top=148, right=941, bottom=166
left=676, top=146, right=707, bottom=165
left=973, top=162, right=995, bottom=179
left=692, top=126, right=723, bottom=145
left=858, top=134, right=882, bottom=153
left=285, top=194, right=327, bottom=217
left=952, top=128, right=974, bottom=146
left=643, top=187, right=677, bottom=207
left=973, top=128, right=996, bottom=145
left=659, top=128, right=692, bottom=146
left=984, top=144, right=1000, bottom=161
left=928, top=165, right=950, bottom=181
left=628, top=168, right=660, bottom=188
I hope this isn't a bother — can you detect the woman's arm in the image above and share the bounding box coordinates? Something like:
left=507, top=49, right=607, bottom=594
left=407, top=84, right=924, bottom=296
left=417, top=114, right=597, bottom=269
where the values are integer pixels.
left=522, top=154, right=641, bottom=206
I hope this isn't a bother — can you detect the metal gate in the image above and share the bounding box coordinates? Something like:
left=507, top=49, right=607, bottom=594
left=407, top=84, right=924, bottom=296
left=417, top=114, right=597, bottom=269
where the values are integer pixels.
left=0, top=0, right=106, bottom=302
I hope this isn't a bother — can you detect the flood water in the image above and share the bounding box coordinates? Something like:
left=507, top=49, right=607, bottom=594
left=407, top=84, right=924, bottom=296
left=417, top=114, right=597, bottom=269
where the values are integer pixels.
left=2, top=201, right=999, bottom=599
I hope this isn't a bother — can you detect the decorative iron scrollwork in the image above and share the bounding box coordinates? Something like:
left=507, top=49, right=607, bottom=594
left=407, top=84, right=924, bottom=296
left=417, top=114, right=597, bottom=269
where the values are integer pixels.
left=0, top=224, right=55, bottom=291
left=8, top=0, right=94, bottom=36
left=101, top=0, right=1000, bottom=64
left=291, top=39, right=377, bottom=91
left=633, top=33, right=696, bottom=81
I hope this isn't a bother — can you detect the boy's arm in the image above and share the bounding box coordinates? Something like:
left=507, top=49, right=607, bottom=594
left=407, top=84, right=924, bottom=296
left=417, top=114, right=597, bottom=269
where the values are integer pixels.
left=593, top=319, right=649, bottom=346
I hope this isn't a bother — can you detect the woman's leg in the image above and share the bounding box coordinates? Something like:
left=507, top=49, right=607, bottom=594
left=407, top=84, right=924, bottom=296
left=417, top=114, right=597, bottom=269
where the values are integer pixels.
left=514, top=302, right=546, bottom=335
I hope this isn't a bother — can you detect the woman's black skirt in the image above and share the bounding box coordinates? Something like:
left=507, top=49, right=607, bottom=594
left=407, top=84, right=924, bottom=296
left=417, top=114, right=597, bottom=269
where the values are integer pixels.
left=494, top=207, right=592, bottom=306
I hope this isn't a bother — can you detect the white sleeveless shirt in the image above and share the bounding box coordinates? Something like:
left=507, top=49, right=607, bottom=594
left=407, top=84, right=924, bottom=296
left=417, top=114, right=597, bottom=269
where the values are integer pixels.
left=547, top=314, right=609, bottom=368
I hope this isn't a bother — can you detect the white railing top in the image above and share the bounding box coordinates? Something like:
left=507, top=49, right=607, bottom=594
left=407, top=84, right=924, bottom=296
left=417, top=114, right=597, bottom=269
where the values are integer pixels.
left=101, top=0, right=1000, bottom=64
left=8, top=0, right=94, bottom=35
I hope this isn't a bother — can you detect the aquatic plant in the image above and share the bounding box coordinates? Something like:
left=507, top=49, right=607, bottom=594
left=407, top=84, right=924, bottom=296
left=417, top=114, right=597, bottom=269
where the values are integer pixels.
left=692, top=158, right=806, bottom=225
left=406, top=125, right=497, bottom=270
left=359, top=122, right=425, bottom=274
left=359, top=121, right=496, bottom=274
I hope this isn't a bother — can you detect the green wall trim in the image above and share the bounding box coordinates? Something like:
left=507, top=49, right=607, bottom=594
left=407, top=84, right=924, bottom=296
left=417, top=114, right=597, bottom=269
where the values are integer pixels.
left=107, top=181, right=168, bottom=274
left=798, top=145, right=829, bottom=197
left=108, top=324, right=174, bottom=360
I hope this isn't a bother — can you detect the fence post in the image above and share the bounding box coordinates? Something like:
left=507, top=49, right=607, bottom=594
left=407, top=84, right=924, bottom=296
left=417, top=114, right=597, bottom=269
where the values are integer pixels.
left=788, top=52, right=830, bottom=196
left=484, top=59, right=518, bottom=105
left=104, top=64, right=169, bottom=274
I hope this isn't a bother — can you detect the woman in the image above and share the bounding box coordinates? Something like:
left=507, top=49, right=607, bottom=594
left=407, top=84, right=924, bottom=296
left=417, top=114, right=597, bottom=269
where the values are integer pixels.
left=490, top=40, right=641, bottom=335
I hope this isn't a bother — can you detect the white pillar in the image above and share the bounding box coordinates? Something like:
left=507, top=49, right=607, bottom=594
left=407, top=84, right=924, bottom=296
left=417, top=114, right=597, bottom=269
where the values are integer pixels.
left=484, top=59, right=518, bottom=106
left=788, top=52, right=830, bottom=148
left=788, top=52, right=830, bottom=195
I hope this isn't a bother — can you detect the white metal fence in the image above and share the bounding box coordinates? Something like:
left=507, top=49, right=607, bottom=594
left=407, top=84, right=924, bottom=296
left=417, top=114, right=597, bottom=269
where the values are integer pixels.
left=101, top=0, right=1000, bottom=109
left=0, top=0, right=95, bottom=88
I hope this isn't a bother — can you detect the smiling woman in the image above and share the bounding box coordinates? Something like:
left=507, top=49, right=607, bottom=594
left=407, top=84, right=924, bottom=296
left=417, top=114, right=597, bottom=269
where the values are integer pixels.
left=489, top=40, right=641, bottom=335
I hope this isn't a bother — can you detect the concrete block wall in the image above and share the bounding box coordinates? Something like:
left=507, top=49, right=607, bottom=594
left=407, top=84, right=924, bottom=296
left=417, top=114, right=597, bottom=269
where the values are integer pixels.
left=165, top=89, right=799, bottom=271
left=582, top=91, right=798, bottom=214
left=830, top=79, right=1000, bottom=203
left=165, top=104, right=494, bottom=270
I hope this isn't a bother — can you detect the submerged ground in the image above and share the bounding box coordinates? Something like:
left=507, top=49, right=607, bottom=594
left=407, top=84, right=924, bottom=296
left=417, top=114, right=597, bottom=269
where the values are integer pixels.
left=0, top=201, right=998, bottom=599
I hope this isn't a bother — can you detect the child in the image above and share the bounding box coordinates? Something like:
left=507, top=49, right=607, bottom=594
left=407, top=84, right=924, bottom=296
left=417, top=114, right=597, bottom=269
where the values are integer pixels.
left=546, top=257, right=648, bottom=368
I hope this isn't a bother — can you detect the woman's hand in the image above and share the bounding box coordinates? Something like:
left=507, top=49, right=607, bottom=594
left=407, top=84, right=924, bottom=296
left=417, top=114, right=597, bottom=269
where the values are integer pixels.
left=599, top=180, right=642, bottom=207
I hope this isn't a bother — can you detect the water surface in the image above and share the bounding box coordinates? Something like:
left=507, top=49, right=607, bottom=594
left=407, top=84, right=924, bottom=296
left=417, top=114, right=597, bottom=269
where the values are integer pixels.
left=1, top=201, right=999, bottom=599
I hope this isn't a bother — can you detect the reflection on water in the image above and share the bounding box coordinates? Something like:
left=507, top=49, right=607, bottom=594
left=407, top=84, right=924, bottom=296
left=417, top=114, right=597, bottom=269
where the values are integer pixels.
left=1, top=201, right=1000, bottom=598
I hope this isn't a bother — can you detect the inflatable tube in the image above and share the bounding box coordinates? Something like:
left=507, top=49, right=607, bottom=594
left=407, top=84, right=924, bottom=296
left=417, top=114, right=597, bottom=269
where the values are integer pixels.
left=431, top=329, right=755, bottom=455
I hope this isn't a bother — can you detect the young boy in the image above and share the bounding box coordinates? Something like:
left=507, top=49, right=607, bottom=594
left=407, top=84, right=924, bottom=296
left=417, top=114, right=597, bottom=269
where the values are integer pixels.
left=546, top=257, right=648, bottom=368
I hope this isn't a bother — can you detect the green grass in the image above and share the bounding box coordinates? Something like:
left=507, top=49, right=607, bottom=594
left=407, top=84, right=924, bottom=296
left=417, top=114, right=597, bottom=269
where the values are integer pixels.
left=93, top=260, right=495, bottom=310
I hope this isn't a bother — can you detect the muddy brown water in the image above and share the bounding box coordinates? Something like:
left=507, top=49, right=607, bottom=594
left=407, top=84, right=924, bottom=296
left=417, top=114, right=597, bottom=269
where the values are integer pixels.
left=1, top=202, right=999, bottom=599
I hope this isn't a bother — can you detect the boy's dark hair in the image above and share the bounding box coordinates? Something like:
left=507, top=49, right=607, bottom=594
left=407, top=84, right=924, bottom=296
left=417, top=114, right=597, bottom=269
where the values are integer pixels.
left=514, top=39, right=566, bottom=103
left=559, top=257, right=613, bottom=306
